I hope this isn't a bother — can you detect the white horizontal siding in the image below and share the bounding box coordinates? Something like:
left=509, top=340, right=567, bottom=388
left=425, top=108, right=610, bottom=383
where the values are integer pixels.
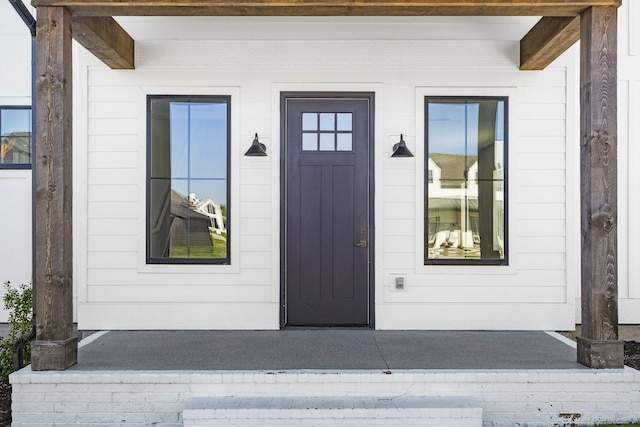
left=377, top=304, right=572, bottom=330
left=88, top=235, right=138, bottom=252
left=88, top=135, right=140, bottom=152
left=238, top=218, right=272, bottom=236
left=516, top=170, right=566, bottom=186
left=77, top=18, right=578, bottom=330
left=517, top=153, right=566, bottom=170
left=88, top=185, right=138, bottom=202
left=383, top=286, right=565, bottom=304
left=385, top=269, right=565, bottom=288
left=516, top=220, right=566, bottom=237
left=517, top=187, right=565, bottom=203
left=88, top=101, right=139, bottom=119
left=519, top=104, right=566, bottom=120
left=516, top=137, right=567, bottom=153
left=77, top=302, right=280, bottom=330
left=88, top=202, right=138, bottom=219
left=88, top=285, right=271, bottom=303
left=88, top=168, right=138, bottom=185
left=87, top=219, right=138, bottom=235
left=383, top=220, right=416, bottom=236
left=88, top=118, right=139, bottom=135
left=86, top=268, right=272, bottom=286
left=518, top=120, right=566, bottom=137
left=515, top=203, right=566, bottom=220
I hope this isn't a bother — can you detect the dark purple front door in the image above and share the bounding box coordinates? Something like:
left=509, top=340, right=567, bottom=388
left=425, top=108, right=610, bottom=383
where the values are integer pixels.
left=282, top=94, right=372, bottom=326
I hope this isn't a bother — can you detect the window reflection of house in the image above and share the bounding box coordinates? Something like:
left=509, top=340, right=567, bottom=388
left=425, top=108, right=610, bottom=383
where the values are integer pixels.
left=169, top=190, right=214, bottom=253
left=427, top=153, right=479, bottom=252
left=427, top=148, right=505, bottom=260
left=188, top=192, right=227, bottom=235
left=425, top=97, right=506, bottom=263
left=0, top=131, right=31, bottom=165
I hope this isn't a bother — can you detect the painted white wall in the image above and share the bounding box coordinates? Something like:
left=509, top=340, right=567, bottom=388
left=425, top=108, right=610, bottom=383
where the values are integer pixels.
left=0, top=1, right=32, bottom=102
left=73, top=16, right=579, bottom=330
left=0, top=1, right=34, bottom=323
left=616, top=0, right=640, bottom=323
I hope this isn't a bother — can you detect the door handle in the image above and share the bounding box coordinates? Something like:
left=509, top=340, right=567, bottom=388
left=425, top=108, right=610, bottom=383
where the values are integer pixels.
left=354, top=240, right=368, bottom=248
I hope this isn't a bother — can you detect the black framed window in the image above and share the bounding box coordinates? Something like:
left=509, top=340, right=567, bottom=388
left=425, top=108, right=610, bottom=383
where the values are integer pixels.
left=147, top=96, right=230, bottom=264
left=425, top=97, right=508, bottom=265
left=0, top=106, right=32, bottom=168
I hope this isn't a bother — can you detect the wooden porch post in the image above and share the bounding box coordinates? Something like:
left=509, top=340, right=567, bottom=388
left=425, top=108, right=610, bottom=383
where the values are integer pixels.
left=576, top=5, right=624, bottom=369
left=31, top=6, right=78, bottom=371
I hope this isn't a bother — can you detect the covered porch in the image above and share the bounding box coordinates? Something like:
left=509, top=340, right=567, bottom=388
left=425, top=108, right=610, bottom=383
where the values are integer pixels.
left=28, top=0, right=623, bottom=368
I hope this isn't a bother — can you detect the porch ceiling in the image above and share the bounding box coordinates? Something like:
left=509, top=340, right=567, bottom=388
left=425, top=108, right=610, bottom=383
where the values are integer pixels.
left=32, top=0, right=621, bottom=70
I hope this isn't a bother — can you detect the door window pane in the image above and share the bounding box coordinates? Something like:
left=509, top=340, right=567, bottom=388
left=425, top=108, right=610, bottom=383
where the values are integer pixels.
left=319, top=113, right=335, bottom=131
left=319, top=133, right=335, bottom=151
left=425, top=97, right=507, bottom=264
left=302, top=113, right=318, bottom=131
left=336, top=113, right=352, bottom=131
left=148, top=96, right=230, bottom=264
left=302, top=133, right=318, bottom=151
left=336, top=133, right=353, bottom=151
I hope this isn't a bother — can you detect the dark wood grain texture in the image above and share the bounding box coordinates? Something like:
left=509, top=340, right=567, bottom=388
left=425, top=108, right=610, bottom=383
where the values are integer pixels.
left=32, top=6, right=78, bottom=371
left=30, top=0, right=621, bottom=17
left=520, top=16, right=581, bottom=70
left=577, top=5, right=623, bottom=369
left=72, top=16, right=134, bottom=69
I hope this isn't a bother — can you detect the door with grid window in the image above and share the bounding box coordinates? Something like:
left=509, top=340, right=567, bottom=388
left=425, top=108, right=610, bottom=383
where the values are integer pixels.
left=282, top=94, right=372, bottom=326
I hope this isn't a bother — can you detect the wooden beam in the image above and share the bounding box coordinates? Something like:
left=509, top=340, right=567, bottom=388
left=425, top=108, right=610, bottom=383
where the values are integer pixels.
left=576, top=5, right=623, bottom=369
left=30, top=0, right=622, bottom=17
left=520, top=16, right=580, bottom=70
left=72, top=16, right=134, bottom=69
left=31, top=6, right=78, bottom=371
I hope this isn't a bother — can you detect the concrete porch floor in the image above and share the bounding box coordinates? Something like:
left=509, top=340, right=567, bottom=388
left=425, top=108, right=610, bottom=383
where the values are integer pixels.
left=73, top=329, right=586, bottom=371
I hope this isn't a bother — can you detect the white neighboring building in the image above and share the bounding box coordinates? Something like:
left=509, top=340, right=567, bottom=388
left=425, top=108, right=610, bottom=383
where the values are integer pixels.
left=189, top=192, right=227, bottom=236
left=0, top=1, right=34, bottom=322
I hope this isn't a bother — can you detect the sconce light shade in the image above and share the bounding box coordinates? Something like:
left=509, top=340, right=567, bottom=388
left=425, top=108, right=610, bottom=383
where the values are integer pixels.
left=244, top=133, right=267, bottom=156
left=391, top=134, right=414, bottom=157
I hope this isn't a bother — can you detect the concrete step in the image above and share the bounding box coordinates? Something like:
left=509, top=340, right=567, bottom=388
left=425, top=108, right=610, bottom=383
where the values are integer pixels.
left=183, top=395, right=482, bottom=426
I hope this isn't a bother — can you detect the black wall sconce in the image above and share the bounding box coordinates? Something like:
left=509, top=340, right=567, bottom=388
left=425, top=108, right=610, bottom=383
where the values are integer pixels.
left=391, top=134, right=414, bottom=157
left=244, top=133, right=267, bottom=156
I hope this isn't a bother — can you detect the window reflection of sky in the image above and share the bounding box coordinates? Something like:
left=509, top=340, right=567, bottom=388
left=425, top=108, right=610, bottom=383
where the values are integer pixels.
left=1, top=109, right=31, bottom=136
left=169, top=102, right=227, bottom=206
left=429, top=102, right=504, bottom=155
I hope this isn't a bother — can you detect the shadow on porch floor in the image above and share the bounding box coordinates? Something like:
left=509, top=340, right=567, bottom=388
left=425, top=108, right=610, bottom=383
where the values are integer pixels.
left=73, top=329, right=586, bottom=371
